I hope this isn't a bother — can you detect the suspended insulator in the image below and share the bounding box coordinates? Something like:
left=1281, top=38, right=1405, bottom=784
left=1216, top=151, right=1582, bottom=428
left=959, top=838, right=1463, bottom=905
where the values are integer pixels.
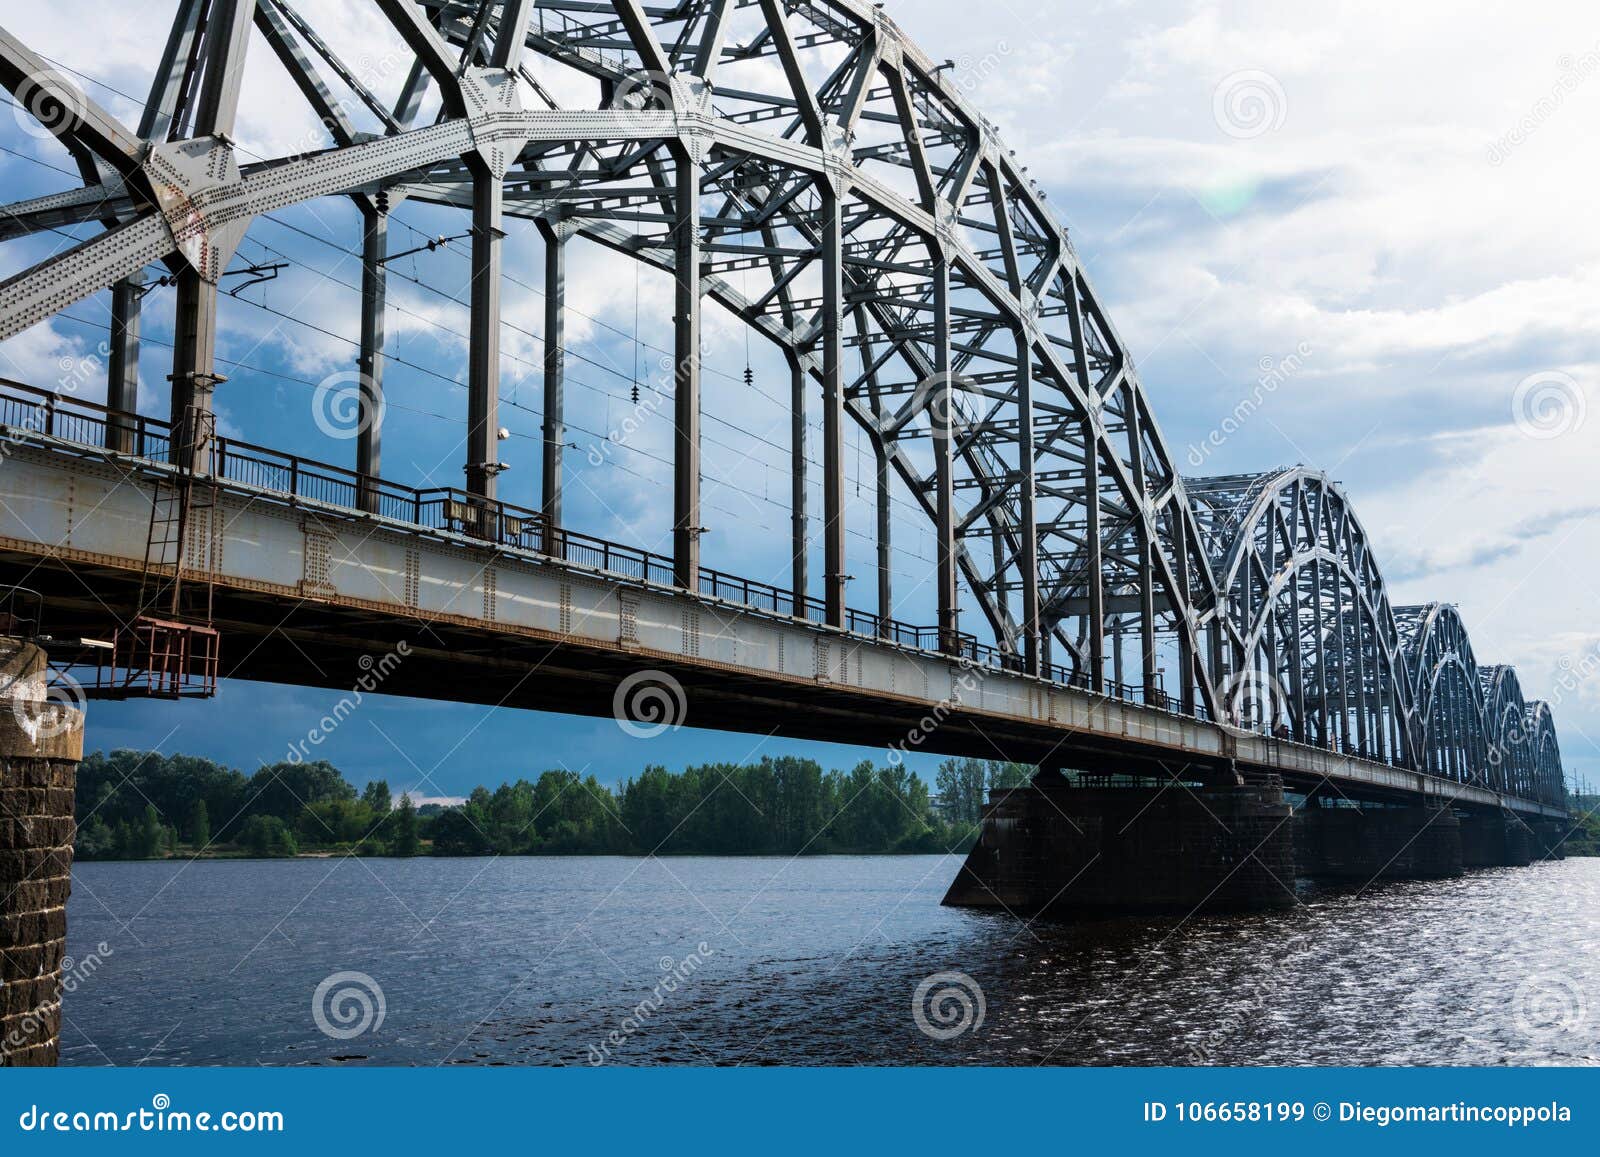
left=744, top=366, right=754, bottom=388
left=376, top=188, right=390, bottom=215
left=631, top=383, right=639, bottom=405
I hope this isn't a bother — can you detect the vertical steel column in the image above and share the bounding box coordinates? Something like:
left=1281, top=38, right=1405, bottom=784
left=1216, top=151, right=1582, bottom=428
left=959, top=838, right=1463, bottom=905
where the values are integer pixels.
left=1331, top=569, right=1350, bottom=751
left=875, top=438, right=892, bottom=632
left=168, top=0, right=254, bottom=473
left=538, top=219, right=566, bottom=550
left=1016, top=327, right=1040, bottom=676
left=1083, top=425, right=1105, bottom=691
left=170, top=267, right=221, bottom=472
left=672, top=145, right=702, bottom=592
left=1310, top=555, right=1328, bottom=744
left=788, top=353, right=808, bottom=612
left=465, top=165, right=503, bottom=501
left=1173, top=518, right=1195, bottom=714
left=106, top=273, right=141, bottom=454
left=1125, top=405, right=1159, bottom=700
left=931, top=254, right=958, bottom=652
left=820, top=188, right=845, bottom=628
left=357, top=201, right=387, bottom=513
left=1353, top=605, right=1371, bottom=757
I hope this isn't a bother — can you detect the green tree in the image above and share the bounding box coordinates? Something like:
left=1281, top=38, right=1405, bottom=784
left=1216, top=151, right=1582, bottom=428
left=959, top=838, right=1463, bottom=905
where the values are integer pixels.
left=187, top=798, right=211, bottom=848
left=240, top=815, right=298, bottom=857
left=361, top=779, right=392, bottom=815
left=138, top=804, right=166, bottom=859
left=392, top=793, right=420, bottom=856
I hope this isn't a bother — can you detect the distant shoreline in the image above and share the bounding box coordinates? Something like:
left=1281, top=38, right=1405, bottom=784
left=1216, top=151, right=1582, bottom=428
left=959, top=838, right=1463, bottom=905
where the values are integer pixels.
left=76, top=847, right=969, bottom=864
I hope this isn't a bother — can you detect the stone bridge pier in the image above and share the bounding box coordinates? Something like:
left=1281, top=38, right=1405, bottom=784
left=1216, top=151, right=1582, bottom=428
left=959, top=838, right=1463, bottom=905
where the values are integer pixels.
left=943, top=777, right=1297, bottom=915
left=1293, top=799, right=1462, bottom=882
left=0, top=639, right=83, bottom=1067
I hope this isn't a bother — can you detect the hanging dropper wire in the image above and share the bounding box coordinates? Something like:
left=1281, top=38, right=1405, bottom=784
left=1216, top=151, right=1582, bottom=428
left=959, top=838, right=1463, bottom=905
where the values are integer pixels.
left=632, top=255, right=641, bottom=406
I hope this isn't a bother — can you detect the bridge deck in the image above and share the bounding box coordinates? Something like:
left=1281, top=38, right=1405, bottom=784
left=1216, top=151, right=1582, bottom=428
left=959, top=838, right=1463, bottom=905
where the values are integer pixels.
left=0, top=390, right=1562, bottom=819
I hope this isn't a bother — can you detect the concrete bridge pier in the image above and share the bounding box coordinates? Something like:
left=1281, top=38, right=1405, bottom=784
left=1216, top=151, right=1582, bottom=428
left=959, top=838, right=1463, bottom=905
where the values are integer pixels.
left=0, top=639, right=83, bottom=1067
left=942, top=777, right=1296, bottom=916
left=1293, top=799, right=1462, bottom=882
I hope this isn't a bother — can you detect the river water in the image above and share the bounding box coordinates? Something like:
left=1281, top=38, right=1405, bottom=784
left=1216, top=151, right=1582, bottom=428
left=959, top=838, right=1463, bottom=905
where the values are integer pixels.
left=60, top=855, right=1600, bottom=1066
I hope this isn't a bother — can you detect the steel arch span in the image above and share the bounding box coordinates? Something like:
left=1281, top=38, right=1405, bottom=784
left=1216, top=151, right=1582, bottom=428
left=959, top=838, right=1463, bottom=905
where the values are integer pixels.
left=1186, top=467, right=1413, bottom=766
left=0, top=0, right=1569, bottom=810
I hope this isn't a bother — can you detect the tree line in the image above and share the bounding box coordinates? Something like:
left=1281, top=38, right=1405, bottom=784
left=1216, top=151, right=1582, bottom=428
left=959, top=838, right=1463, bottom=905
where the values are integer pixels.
left=72, top=750, right=1036, bottom=860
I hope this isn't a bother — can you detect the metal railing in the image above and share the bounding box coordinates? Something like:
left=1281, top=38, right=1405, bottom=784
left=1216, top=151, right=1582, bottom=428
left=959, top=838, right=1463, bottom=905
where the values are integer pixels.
left=0, top=376, right=1445, bottom=768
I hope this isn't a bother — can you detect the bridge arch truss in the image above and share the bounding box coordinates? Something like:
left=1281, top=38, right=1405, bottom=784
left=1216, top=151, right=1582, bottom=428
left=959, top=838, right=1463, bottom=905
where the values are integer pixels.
left=0, top=0, right=1570, bottom=810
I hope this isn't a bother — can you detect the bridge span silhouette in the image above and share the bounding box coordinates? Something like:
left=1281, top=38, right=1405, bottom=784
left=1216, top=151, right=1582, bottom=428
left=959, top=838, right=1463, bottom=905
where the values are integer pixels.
left=0, top=0, right=1573, bottom=1066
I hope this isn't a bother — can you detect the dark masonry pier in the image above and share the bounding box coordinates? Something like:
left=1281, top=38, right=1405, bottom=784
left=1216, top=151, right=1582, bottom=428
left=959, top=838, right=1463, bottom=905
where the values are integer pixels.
left=0, top=638, right=83, bottom=1067
left=1293, top=801, right=1462, bottom=881
left=943, top=777, right=1297, bottom=915
left=946, top=776, right=1571, bottom=916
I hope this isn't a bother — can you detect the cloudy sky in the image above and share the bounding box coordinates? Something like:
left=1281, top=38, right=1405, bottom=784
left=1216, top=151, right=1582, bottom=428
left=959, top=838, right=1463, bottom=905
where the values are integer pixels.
left=1, top=0, right=1596, bottom=798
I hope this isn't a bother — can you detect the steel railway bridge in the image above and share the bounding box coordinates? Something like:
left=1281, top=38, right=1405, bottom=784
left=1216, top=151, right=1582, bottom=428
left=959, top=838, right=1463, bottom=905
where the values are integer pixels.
left=0, top=0, right=1578, bottom=1063
left=0, top=0, right=1580, bottom=1030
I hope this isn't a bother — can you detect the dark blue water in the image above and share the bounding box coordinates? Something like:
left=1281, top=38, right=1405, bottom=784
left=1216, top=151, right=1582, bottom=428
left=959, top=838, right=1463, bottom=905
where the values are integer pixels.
left=60, top=855, right=1600, bottom=1066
